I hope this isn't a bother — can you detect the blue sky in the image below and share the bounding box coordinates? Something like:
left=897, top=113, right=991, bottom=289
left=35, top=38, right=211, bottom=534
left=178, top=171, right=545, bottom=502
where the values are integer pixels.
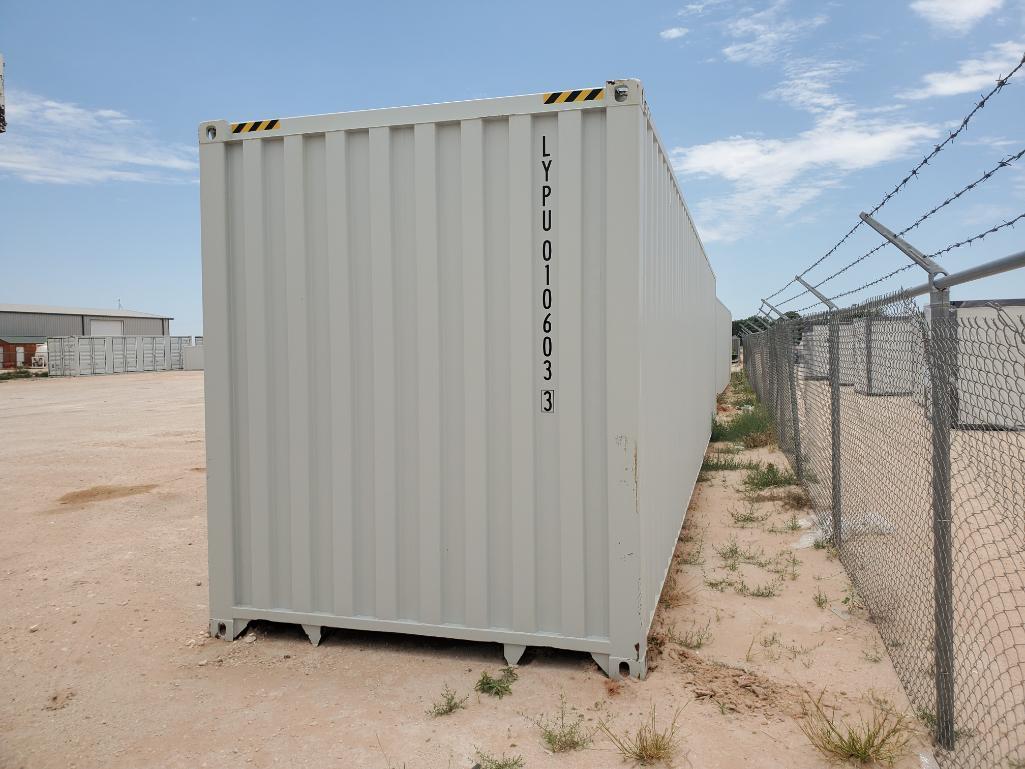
left=1, top=0, right=1023, bottom=333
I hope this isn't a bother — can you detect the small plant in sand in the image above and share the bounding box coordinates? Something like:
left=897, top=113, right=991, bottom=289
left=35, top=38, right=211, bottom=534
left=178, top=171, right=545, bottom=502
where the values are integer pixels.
left=475, top=666, right=518, bottom=699
left=704, top=575, right=738, bottom=592
left=863, top=644, right=884, bottom=663
left=744, top=463, right=798, bottom=490
left=531, top=694, right=594, bottom=752
left=742, top=579, right=782, bottom=598
left=766, top=551, right=801, bottom=580
left=730, top=502, right=771, bottom=527
left=599, top=705, right=683, bottom=765
left=668, top=620, right=714, bottom=650
left=658, top=568, right=687, bottom=609
left=801, top=692, right=913, bottom=765
left=814, top=588, right=829, bottom=609
left=680, top=538, right=705, bottom=566
left=770, top=512, right=807, bottom=537
left=473, top=748, right=525, bottom=769
left=427, top=683, right=468, bottom=716
left=703, top=454, right=761, bottom=473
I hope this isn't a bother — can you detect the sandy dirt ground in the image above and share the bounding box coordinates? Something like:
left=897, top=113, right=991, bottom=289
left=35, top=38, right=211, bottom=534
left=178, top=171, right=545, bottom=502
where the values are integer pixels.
left=1, top=372, right=935, bottom=768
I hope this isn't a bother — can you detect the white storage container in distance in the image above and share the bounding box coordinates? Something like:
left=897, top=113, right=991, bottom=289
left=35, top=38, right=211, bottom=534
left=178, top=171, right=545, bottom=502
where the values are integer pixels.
left=199, top=79, right=726, bottom=678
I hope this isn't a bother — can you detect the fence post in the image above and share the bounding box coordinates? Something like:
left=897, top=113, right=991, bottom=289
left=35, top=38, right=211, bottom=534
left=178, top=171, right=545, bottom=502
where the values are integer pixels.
left=828, top=311, right=842, bottom=547
left=928, top=287, right=956, bottom=750
left=787, top=323, right=803, bottom=481
left=865, top=312, right=873, bottom=394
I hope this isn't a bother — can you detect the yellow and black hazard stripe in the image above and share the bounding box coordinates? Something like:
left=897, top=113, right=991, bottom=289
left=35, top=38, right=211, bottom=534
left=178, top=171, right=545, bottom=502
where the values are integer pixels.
left=231, top=119, right=281, bottom=134
left=543, top=87, right=604, bottom=105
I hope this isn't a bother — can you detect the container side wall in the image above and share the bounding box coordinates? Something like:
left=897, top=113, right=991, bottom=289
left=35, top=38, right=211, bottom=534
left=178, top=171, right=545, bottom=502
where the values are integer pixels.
left=636, top=111, right=719, bottom=639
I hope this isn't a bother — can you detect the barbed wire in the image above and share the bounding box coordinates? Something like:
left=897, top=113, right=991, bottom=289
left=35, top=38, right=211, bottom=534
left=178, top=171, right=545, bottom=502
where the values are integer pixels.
left=775, top=147, right=1025, bottom=306
left=793, top=210, right=1025, bottom=312
left=757, top=50, right=1025, bottom=308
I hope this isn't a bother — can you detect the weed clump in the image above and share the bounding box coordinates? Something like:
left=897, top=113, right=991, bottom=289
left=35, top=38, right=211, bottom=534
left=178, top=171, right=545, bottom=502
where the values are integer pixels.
left=473, top=748, right=525, bottom=769
left=475, top=666, right=518, bottom=699
left=531, top=695, right=594, bottom=752
left=427, top=684, right=467, bottom=716
left=710, top=403, right=775, bottom=446
left=801, top=693, right=913, bottom=765
left=600, top=705, right=682, bottom=765
left=703, top=454, right=761, bottom=473
left=668, top=620, right=713, bottom=650
left=744, top=463, right=798, bottom=490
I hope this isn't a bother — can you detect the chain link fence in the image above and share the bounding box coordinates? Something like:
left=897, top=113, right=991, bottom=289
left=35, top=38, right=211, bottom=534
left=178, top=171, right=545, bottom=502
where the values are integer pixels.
left=742, top=292, right=1025, bottom=769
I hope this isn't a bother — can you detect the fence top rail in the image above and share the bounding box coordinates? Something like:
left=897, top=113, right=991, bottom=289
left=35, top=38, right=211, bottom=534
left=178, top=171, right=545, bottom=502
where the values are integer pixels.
left=741, top=247, right=1025, bottom=330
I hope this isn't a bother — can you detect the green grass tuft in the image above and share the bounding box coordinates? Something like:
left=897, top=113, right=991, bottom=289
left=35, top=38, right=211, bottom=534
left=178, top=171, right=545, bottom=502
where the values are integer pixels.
left=475, top=666, right=518, bottom=699
left=599, top=706, right=682, bottom=765
left=801, top=693, right=913, bottom=765
left=427, top=684, right=468, bottom=716
left=744, top=463, right=798, bottom=490
left=531, top=694, right=594, bottom=752
left=473, top=748, right=525, bottom=769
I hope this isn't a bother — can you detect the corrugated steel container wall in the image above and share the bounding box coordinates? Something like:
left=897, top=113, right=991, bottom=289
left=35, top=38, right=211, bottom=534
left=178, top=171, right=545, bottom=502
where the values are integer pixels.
left=802, top=323, right=829, bottom=379
left=199, top=79, right=722, bottom=677
left=713, top=298, right=732, bottom=394
left=951, top=301, right=1025, bottom=429
left=853, top=316, right=920, bottom=396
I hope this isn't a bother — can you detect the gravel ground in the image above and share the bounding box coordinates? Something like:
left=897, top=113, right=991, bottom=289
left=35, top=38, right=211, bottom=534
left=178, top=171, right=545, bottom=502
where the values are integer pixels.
left=0, top=372, right=933, bottom=768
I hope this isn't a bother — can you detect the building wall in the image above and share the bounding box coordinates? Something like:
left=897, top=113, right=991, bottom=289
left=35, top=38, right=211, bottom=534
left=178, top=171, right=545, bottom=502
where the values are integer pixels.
left=0, top=311, right=83, bottom=337
left=0, top=312, right=167, bottom=337
left=0, top=341, right=38, bottom=368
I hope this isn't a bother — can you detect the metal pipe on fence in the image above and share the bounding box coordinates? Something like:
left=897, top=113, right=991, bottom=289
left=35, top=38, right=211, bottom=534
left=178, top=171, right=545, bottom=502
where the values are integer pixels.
left=787, top=326, right=803, bottom=481
left=828, top=312, right=842, bottom=547
left=929, top=287, right=957, bottom=750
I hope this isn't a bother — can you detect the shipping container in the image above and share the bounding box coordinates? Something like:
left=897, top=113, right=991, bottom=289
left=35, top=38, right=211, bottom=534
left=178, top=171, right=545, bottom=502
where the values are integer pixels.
left=715, top=298, right=732, bottom=395
left=853, top=315, right=920, bottom=396
left=947, top=300, right=1025, bottom=429
left=46, top=336, right=190, bottom=376
left=199, top=79, right=725, bottom=677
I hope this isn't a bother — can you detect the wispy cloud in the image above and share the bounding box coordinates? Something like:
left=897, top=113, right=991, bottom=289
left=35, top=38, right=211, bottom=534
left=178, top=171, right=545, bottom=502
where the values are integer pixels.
left=721, top=1, right=827, bottom=65
left=677, top=0, right=729, bottom=16
left=898, top=40, right=1024, bottom=99
left=672, top=109, right=936, bottom=241
left=0, top=90, right=197, bottom=184
left=660, top=26, right=689, bottom=40
left=910, top=0, right=1004, bottom=34
left=666, top=7, right=939, bottom=243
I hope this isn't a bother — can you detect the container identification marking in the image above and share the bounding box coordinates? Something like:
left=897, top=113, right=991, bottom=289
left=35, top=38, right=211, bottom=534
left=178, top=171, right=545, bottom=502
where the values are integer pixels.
left=540, top=133, right=555, bottom=413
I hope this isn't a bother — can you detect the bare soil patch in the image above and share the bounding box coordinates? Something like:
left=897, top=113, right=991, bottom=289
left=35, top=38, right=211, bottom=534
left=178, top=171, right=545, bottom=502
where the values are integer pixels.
left=57, top=484, right=158, bottom=506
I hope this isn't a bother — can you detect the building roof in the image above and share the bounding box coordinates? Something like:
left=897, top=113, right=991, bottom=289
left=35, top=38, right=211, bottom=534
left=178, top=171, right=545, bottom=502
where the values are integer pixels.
left=0, top=303, right=172, bottom=319
left=0, top=336, right=47, bottom=344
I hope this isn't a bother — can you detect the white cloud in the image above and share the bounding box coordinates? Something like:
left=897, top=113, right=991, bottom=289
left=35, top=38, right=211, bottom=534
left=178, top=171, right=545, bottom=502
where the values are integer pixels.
left=672, top=103, right=937, bottom=242
left=910, top=0, right=1003, bottom=33
left=677, top=0, right=728, bottom=16
left=898, top=40, right=1024, bottom=99
left=660, top=26, right=689, bottom=40
left=0, top=90, right=197, bottom=184
left=722, top=1, right=827, bottom=64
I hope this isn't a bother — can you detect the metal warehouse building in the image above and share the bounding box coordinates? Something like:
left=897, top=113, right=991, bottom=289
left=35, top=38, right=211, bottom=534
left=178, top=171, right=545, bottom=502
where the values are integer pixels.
left=0, top=304, right=173, bottom=337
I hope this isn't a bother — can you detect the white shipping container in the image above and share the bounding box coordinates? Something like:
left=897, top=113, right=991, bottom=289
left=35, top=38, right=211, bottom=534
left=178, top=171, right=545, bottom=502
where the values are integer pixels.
left=949, top=300, right=1025, bottom=429
left=199, top=79, right=724, bottom=677
left=714, top=298, right=732, bottom=396
left=853, top=316, right=921, bottom=396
